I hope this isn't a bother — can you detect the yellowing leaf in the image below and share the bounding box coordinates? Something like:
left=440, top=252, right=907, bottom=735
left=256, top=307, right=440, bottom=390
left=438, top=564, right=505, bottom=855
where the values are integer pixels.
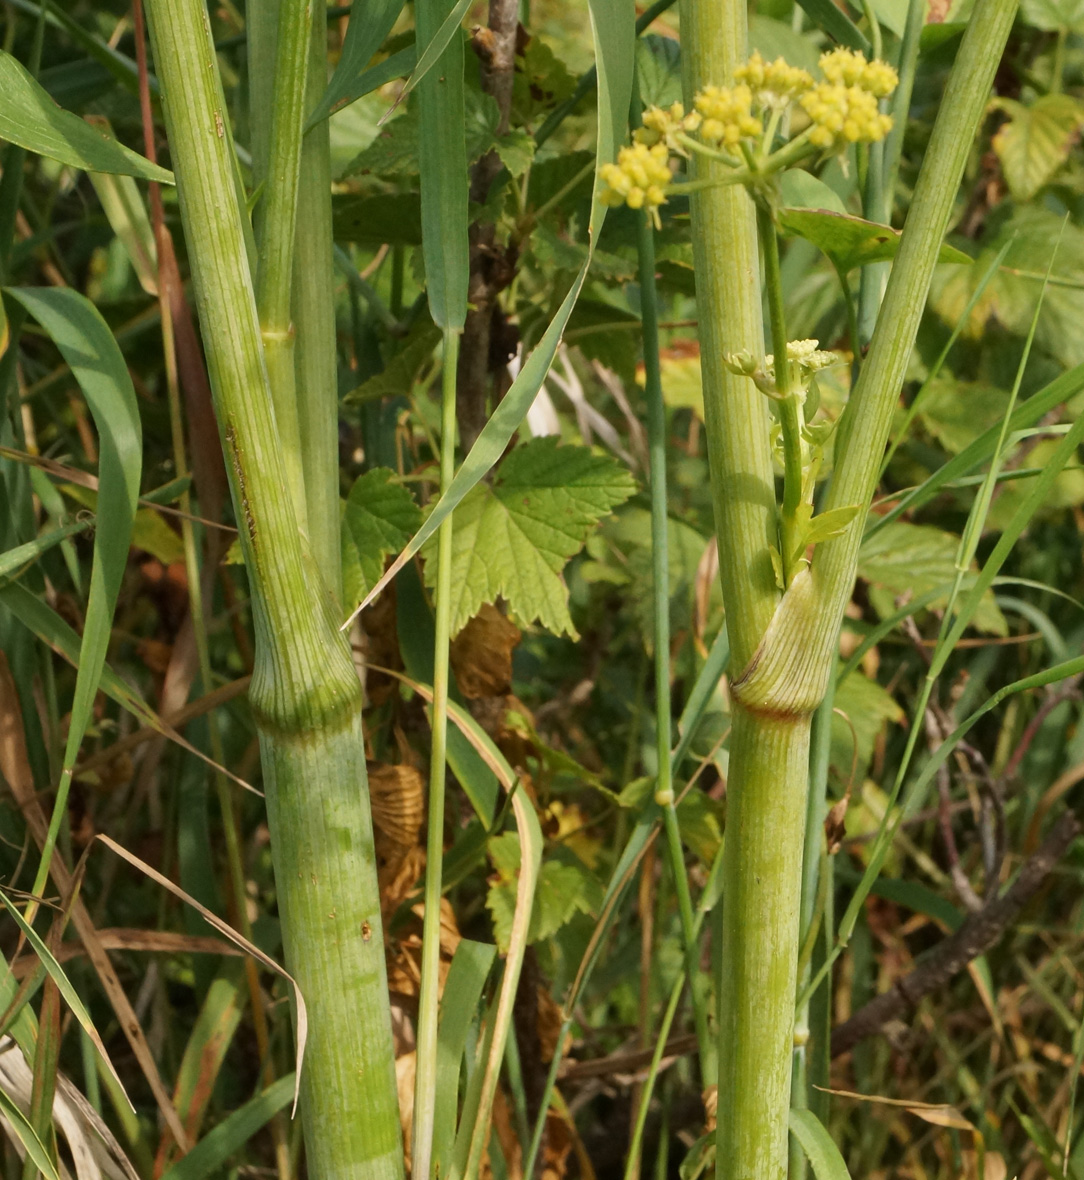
left=991, top=94, right=1084, bottom=201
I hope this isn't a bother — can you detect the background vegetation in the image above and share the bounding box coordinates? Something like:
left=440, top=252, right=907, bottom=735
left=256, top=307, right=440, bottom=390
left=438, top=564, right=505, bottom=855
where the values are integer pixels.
left=3, top=0, right=1084, bottom=1177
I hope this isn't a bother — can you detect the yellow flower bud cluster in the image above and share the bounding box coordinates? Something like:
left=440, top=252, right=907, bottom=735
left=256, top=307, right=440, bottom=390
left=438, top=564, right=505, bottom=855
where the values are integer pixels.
left=735, top=51, right=813, bottom=108
left=693, top=84, right=762, bottom=149
left=598, top=141, right=673, bottom=224
left=799, top=49, right=897, bottom=149
left=819, top=48, right=898, bottom=97
left=634, top=102, right=703, bottom=154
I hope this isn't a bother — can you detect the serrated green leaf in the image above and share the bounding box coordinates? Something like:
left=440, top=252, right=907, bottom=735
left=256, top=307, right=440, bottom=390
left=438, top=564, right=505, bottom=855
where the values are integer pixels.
left=915, top=375, right=1012, bottom=453
left=858, top=520, right=1007, bottom=635
left=780, top=208, right=971, bottom=274
left=420, top=438, right=635, bottom=637
left=832, top=665, right=904, bottom=776
left=991, top=94, right=1084, bottom=201
left=636, top=35, right=683, bottom=109
left=494, top=128, right=536, bottom=177
left=929, top=208, right=1084, bottom=369
left=0, top=49, right=172, bottom=183
left=341, top=469, right=423, bottom=608
left=486, top=834, right=598, bottom=951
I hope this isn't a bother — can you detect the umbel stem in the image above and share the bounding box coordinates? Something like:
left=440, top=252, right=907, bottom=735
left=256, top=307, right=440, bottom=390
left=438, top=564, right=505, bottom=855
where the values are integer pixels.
left=144, top=3, right=403, bottom=1177
left=680, top=0, right=1023, bottom=1173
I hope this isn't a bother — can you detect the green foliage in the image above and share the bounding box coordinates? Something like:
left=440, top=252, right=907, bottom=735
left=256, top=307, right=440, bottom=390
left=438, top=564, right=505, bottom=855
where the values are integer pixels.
left=419, top=438, right=635, bottom=636
left=342, top=469, right=424, bottom=605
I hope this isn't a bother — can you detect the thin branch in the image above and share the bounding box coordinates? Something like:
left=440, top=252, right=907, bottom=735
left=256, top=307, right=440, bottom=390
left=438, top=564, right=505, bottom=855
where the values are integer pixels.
left=830, top=809, right=1082, bottom=1059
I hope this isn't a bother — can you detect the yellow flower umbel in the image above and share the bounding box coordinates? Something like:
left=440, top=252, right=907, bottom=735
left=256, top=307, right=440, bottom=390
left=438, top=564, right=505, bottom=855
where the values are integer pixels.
left=735, top=51, right=813, bottom=109
left=799, top=48, right=897, bottom=150
left=693, top=83, right=762, bottom=149
left=599, top=141, right=673, bottom=226
left=634, top=101, right=702, bottom=154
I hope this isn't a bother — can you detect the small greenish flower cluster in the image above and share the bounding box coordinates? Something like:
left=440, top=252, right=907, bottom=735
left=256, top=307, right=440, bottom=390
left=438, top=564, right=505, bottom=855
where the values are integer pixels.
left=598, top=47, right=899, bottom=220
left=724, top=338, right=838, bottom=399
left=799, top=48, right=897, bottom=149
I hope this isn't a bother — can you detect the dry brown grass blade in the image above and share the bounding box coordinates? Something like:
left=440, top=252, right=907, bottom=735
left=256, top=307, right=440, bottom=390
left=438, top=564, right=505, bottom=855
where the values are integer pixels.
left=95, top=835, right=308, bottom=1116
left=11, top=929, right=243, bottom=977
left=0, top=652, right=192, bottom=1151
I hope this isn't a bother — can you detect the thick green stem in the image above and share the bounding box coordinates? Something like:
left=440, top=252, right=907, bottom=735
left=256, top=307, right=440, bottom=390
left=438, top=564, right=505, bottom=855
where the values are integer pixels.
left=293, top=0, right=343, bottom=593
left=412, top=329, right=459, bottom=1180
left=680, top=0, right=778, bottom=674
left=251, top=0, right=311, bottom=530
left=716, top=707, right=811, bottom=1179
left=144, top=4, right=402, bottom=1176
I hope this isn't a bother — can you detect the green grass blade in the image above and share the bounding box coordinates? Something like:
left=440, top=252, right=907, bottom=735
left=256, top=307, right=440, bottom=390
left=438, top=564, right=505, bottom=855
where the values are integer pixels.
left=0, top=50, right=171, bottom=182
left=305, top=0, right=407, bottom=126
left=0, top=889, right=131, bottom=1106
left=789, top=1109, right=853, bottom=1180
left=416, top=0, right=468, bottom=331
left=158, top=1074, right=295, bottom=1180
left=6, top=288, right=142, bottom=905
left=0, top=1085, right=60, bottom=1180
left=866, top=360, right=1084, bottom=539
left=0, top=520, right=90, bottom=581
left=344, top=0, right=634, bottom=625
left=390, top=0, right=472, bottom=111
left=433, top=940, right=497, bottom=1179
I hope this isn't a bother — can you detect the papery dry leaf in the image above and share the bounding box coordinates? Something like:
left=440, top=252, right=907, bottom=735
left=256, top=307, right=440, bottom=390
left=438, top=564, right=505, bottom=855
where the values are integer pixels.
left=962, top=1150, right=1007, bottom=1180
left=540, top=1108, right=573, bottom=1180
left=370, top=762, right=426, bottom=848
left=451, top=603, right=521, bottom=699
left=537, top=986, right=566, bottom=1064
left=378, top=843, right=426, bottom=921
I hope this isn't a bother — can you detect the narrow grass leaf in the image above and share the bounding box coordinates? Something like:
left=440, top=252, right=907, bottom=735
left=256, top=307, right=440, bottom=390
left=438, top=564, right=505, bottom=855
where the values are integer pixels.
left=383, top=0, right=473, bottom=119
left=416, top=0, right=469, bottom=330
left=433, top=940, right=496, bottom=1179
left=305, top=0, right=407, bottom=126
left=0, top=51, right=171, bottom=182
left=96, top=835, right=308, bottom=1114
left=0, top=520, right=91, bottom=581
left=0, top=889, right=130, bottom=1104
left=789, top=1109, right=852, bottom=1180
left=8, top=287, right=142, bottom=896
left=867, top=359, right=1084, bottom=537
left=793, top=0, right=869, bottom=52
left=0, top=1085, right=60, bottom=1180
left=87, top=166, right=158, bottom=296
left=344, top=0, right=635, bottom=626
left=158, top=1074, right=295, bottom=1180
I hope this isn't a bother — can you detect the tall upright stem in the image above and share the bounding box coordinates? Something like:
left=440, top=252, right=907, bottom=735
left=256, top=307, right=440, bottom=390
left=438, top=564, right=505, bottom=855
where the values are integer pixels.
left=412, top=329, right=459, bottom=1180
left=144, top=4, right=403, bottom=1177
left=293, top=0, right=343, bottom=592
